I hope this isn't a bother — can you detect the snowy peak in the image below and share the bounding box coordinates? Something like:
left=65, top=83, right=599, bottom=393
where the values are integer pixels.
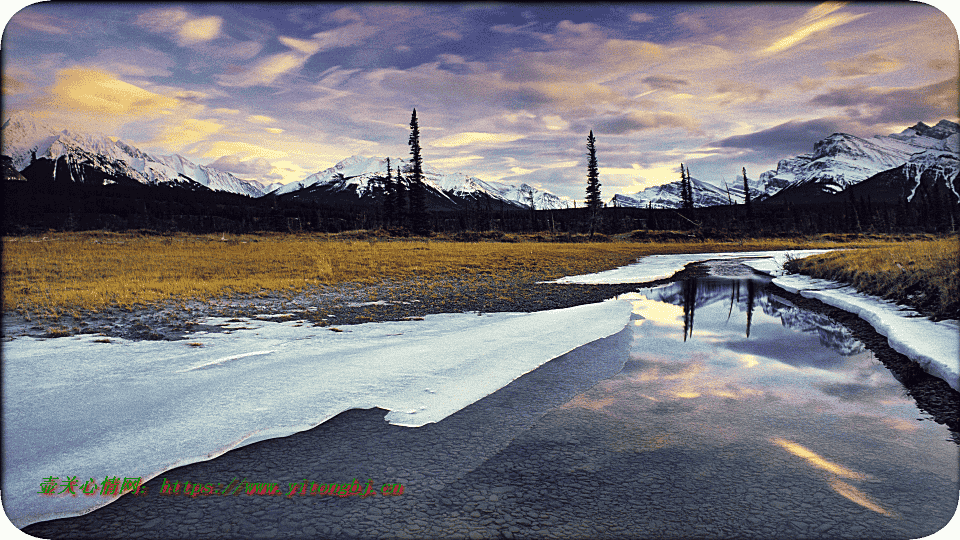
left=761, top=119, right=960, bottom=200
left=612, top=175, right=765, bottom=209
left=901, top=120, right=960, bottom=141
left=275, top=155, right=570, bottom=210
left=2, top=114, right=269, bottom=197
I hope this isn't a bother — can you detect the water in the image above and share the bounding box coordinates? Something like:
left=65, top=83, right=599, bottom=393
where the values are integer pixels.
left=545, top=269, right=959, bottom=535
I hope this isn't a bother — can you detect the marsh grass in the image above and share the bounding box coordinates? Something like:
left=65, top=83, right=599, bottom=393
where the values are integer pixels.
left=1, top=230, right=919, bottom=318
left=787, top=236, right=958, bottom=320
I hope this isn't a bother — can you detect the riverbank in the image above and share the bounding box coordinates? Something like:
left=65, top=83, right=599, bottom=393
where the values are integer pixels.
left=2, top=231, right=907, bottom=324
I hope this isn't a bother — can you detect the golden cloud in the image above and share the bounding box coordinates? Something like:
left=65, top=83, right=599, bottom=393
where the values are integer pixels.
left=431, top=132, right=525, bottom=148
left=151, top=118, right=224, bottom=152
left=763, top=3, right=867, bottom=55
left=179, top=16, right=222, bottom=44
left=42, top=68, right=178, bottom=118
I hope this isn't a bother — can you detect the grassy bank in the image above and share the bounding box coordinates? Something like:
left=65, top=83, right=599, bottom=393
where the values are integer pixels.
left=1, top=230, right=917, bottom=318
left=786, top=236, right=958, bottom=320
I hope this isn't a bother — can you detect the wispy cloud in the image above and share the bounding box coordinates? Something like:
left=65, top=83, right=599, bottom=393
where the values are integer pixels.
left=762, top=2, right=866, bottom=55
left=135, top=8, right=223, bottom=46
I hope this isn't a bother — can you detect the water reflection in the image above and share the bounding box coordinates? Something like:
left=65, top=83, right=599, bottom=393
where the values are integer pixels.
left=558, top=275, right=958, bottom=532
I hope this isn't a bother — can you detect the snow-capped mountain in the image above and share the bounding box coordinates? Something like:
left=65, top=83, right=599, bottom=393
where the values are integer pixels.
left=611, top=175, right=766, bottom=209
left=274, top=155, right=570, bottom=210
left=1, top=115, right=271, bottom=197
left=761, top=120, right=959, bottom=202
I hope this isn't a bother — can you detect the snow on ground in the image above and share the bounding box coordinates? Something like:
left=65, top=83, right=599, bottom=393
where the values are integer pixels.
left=550, top=248, right=958, bottom=393
left=769, top=273, right=959, bottom=393
left=1, top=300, right=631, bottom=528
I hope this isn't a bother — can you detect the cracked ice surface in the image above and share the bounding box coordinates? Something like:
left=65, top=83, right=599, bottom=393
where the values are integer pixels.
left=2, top=299, right=631, bottom=528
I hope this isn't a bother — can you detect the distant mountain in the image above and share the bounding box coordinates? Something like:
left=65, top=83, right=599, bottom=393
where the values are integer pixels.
left=762, top=120, right=959, bottom=204
left=1, top=115, right=271, bottom=197
left=273, top=155, right=571, bottom=210
left=611, top=174, right=767, bottom=209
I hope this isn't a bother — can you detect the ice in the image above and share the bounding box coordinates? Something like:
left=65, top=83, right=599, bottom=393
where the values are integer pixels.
left=773, top=274, right=960, bottom=392
left=550, top=249, right=832, bottom=284
left=1, top=299, right=631, bottom=528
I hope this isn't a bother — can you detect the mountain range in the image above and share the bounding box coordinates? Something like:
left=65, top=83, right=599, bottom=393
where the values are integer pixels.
left=271, top=154, right=570, bottom=211
left=3, top=114, right=958, bottom=211
left=1, top=115, right=278, bottom=197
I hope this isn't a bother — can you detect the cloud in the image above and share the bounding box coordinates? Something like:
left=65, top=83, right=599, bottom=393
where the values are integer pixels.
left=711, top=117, right=855, bottom=160
left=39, top=67, right=178, bottom=118
left=630, top=12, right=655, bottom=24
left=762, top=2, right=867, bottom=55
left=246, top=114, right=277, bottom=124
left=11, top=10, right=71, bottom=35
left=827, top=53, right=902, bottom=77
left=217, top=51, right=307, bottom=87
left=809, top=79, right=958, bottom=124
left=207, top=155, right=274, bottom=176
left=711, top=80, right=771, bottom=105
left=135, top=8, right=223, bottom=46
left=179, top=16, right=223, bottom=45
left=642, top=75, right=689, bottom=91
left=151, top=118, right=224, bottom=152
left=431, top=132, right=525, bottom=148
left=673, top=12, right=708, bottom=32
left=593, top=111, right=701, bottom=135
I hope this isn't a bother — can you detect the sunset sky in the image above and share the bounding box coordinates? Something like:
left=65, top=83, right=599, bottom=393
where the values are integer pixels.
left=2, top=2, right=958, bottom=200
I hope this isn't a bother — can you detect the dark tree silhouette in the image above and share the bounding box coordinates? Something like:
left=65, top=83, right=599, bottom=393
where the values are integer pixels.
left=585, top=130, right=601, bottom=235
left=408, top=108, right=429, bottom=234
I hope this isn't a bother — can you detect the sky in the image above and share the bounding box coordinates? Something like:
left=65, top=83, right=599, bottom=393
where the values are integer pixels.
left=1, top=2, right=958, bottom=201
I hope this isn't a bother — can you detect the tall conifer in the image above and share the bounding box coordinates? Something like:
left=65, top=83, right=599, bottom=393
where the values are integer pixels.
left=408, top=109, right=429, bottom=234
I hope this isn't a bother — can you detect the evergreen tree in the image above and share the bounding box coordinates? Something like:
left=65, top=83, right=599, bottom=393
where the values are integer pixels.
left=408, top=108, right=429, bottom=234
left=585, top=130, right=601, bottom=235
left=585, top=130, right=602, bottom=211
left=679, top=163, right=693, bottom=211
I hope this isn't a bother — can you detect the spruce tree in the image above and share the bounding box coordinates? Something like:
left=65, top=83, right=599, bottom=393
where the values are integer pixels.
left=679, top=163, right=692, bottom=211
left=585, top=130, right=601, bottom=235
left=585, top=130, right=601, bottom=211
left=408, top=109, right=429, bottom=234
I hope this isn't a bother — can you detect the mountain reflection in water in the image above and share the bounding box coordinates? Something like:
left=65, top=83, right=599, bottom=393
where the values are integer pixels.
left=644, top=275, right=865, bottom=360
left=554, top=275, right=958, bottom=530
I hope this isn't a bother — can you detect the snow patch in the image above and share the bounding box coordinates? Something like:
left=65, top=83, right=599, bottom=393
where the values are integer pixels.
left=2, top=300, right=631, bottom=528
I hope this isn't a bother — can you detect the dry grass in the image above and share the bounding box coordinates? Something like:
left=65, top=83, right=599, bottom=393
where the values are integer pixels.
left=1, top=230, right=917, bottom=318
left=787, top=236, right=959, bottom=320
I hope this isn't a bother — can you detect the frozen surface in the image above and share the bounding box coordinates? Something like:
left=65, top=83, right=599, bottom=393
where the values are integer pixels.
left=550, top=249, right=832, bottom=284
left=2, top=299, right=631, bottom=528
left=772, top=273, right=960, bottom=392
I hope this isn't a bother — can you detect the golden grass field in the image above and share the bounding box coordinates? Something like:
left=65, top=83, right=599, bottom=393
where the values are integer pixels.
left=787, top=236, right=958, bottom=320
left=1, top=230, right=951, bottom=319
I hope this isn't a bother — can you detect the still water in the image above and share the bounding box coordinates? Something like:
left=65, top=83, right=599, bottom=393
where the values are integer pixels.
left=546, top=267, right=959, bottom=537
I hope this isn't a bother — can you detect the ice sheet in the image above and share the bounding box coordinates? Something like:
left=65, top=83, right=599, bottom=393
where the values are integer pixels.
left=2, top=299, right=631, bottom=528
